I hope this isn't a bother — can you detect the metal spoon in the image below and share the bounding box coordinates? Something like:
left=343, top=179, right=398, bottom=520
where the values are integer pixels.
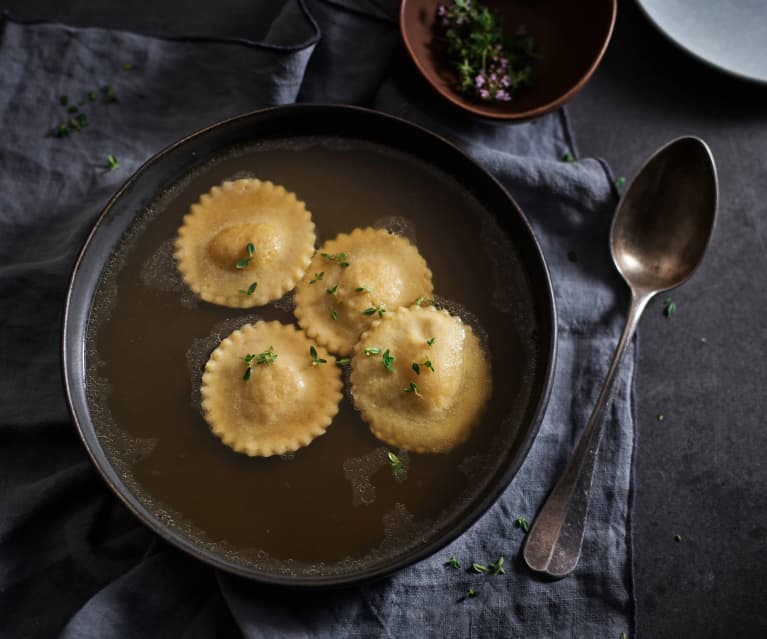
left=523, top=136, right=718, bottom=578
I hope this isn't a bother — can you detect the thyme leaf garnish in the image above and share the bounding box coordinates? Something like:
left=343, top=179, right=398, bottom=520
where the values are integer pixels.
left=382, top=349, right=395, bottom=371
left=239, top=282, right=258, bottom=296
left=387, top=451, right=406, bottom=479
left=403, top=382, right=422, bottom=397
left=309, top=345, right=327, bottom=366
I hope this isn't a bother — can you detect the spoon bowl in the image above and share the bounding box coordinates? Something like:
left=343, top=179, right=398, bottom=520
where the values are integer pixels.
left=612, top=137, right=718, bottom=292
left=524, top=136, right=718, bottom=578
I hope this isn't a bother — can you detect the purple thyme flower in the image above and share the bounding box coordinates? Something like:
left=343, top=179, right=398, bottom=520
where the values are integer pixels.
left=479, top=88, right=490, bottom=100
left=475, top=74, right=485, bottom=88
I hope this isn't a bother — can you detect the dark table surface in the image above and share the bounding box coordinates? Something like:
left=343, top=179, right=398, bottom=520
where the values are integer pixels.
left=3, top=1, right=766, bottom=637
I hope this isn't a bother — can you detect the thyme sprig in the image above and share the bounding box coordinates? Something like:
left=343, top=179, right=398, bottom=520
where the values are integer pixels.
left=241, top=348, right=276, bottom=381
left=320, top=252, right=350, bottom=267
left=235, top=243, right=255, bottom=269
left=436, top=0, right=535, bottom=103
left=362, top=304, right=386, bottom=318
left=239, top=281, right=258, bottom=296
left=309, top=346, right=327, bottom=366
left=403, top=382, right=423, bottom=397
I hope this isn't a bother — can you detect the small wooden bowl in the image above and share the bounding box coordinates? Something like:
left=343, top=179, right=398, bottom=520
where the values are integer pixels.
left=400, top=0, right=617, bottom=120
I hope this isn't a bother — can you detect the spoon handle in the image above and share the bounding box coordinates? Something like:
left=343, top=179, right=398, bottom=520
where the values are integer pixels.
left=523, top=289, right=652, bottom=578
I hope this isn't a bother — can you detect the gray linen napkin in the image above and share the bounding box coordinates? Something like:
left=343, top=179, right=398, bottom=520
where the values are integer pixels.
left=0, top=1, right=635, bottom=637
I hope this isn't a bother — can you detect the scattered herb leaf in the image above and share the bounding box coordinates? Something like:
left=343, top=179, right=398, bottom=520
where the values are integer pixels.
left=663, top=298, right=676, bottom=318
left=472, top=562, right=488, bottom=574
left=675, top=534, right=683, bottom=543
left=326, top=284, right=338, bottom=296
left=444, top=555, right=461, bottom=569
left=460, top=588, right=479, bottom=602
left=235, top=244, right=255, bottom=269
left=355, top=285, right=372, bottom=293
left=242, top=353, right=256, bottom=381
left=562, top=151, right=576, bottom=163
left=106, top=154, right=120, bottom=170
left=335, top=358, right=351, bottom=366
left=412, top=362, right=421, bottom=375
left=330, top=310, right=338, bottom=321
left=320, top=252, right=350, bottom=267
left=309, top=272, right=324, bottom=284
left=415, top=296, right=425, bottom=306
left=488, top=555, right=505, bottom=575
left=423, top=358, right=435, bottom=373
left=362, top=304, right=386, bottom=318
left=239, top=281, right=258, bottom=296
left=382, top=349, right=395, bottom=371
left=657, top=413, right=665, bottom=422
left=88, top=90, right=97, bottom=101
left=364, top=347, right=382, bottom=357
left=615, top=176, right=626, bottom=190
left=102, top=84, right=118, bottom=102
left=516, top=516, right=530, bottom=533
left=620, top=633, right=628, bottom=639
left=309, top=345, right=327, bottom=366
left=426, top=337, right=436, bottom=346
left=67, top=105, right=79, bottom=114
left=256, top=346, right=278, bottom=367
left=403, top=382, right=423, bottom=397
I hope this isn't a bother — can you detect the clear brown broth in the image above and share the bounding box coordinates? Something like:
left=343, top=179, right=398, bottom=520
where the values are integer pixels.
left=86, top=137, right=538, bottom=575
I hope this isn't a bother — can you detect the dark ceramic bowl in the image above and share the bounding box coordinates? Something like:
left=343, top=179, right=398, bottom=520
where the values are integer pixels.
left=400, top=0, right=617, bottom=120
left=62, top=104, right=556, bottom=586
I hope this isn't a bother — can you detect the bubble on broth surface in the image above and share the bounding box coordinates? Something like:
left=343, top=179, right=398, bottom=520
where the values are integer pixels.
left=140, top=238, right=183, bottom=293
left=342, top=446, right=411, bottom=507
left=430, top=294, right=491, bottom=352
left=372, top=215, right=418, bottom=244
left=227, top=169, right=259, bottom=181
left=343, top=447, right=387, bottom=506
left=378, top=502, right=422, bottom=553
left=272, top=290, right=295, bottom=314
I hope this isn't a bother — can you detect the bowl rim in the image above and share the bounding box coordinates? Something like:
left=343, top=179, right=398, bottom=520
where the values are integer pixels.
left=399, top=0, right=618, bottom=120
left=61, top=103, right=557, bottom=587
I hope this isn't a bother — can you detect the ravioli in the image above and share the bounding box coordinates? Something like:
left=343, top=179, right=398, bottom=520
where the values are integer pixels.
left=350, top=306, right=491, bottom=453
left=293, top=228, right=433, bottom=356
left=200, top=321, right=343, bottom=456
left=175, top=179, right=315, bottom=307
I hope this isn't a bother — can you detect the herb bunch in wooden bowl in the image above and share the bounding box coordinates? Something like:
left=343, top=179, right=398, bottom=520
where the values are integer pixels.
left=435, top=0, right=536, bottom=104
